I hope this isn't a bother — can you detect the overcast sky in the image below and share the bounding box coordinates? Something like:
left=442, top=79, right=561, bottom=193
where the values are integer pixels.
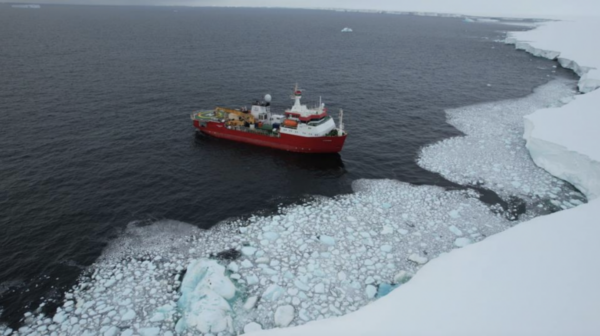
left=5, top=0, right=600, bottom=18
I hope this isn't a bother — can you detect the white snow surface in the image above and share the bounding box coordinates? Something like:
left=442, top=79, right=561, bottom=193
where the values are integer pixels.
left=506, top=18, right=600, bottom=93
left=254, top=199, right=600, bottom=336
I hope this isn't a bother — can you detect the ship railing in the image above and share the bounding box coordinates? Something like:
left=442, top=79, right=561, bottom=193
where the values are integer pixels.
left=307, top=115, right=331, bottom=126
left=229, top=125, right=281, bottom=138
left=325, top=128, right=347, bottom=137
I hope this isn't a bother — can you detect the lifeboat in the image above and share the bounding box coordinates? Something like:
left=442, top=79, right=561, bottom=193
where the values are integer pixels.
left=283, top=119, right=298, bottom=128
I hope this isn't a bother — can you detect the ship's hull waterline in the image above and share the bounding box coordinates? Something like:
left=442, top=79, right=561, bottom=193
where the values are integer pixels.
left=194, top=120, right=347, bottom=153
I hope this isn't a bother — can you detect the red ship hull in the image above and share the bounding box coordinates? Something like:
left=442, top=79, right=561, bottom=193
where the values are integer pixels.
left=194, top=120, right=347, bottom=153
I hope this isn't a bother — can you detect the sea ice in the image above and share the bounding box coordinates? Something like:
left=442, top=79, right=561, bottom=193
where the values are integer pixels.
left=408, top=254, right=428, bottom=265
left=393, top=271, right=410, bottom=284
left=263, top=284, right=285, bottom=301
left=448, top=225, right=463, bottom=236
left=17, top=176, right=524, bottom=335
left=274, top=306, right=295, bottom=327
left=176, top=288, right=233, bottom=334
left=251, top=199, right=600, bottom=336
left=365, top=285, right=377, bottom=299
left=139, top=327, right=160, bottom=336
left=319, top=235, right=336, bottom=246
left=176, top=259, right=237, bottom=334
left=244, top=322, right=263, bottom=333
left=454, top=238, right=472, bottom=248
left=244, top=296, right=259, bottom=311
left=242, top=247, right=258, bottom=256
left=418, top=79, right=586, bottom=213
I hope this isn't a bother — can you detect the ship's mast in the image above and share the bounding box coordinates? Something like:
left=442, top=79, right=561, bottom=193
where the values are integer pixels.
left=264, top=93, right=272, bottom=121
left=338, top=109, right=344, bottom=136
left=292, top=84, right=302, bottom=109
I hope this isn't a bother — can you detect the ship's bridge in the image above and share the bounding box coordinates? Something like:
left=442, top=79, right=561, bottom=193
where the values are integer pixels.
left=285, top=93, right=327, bottom=122
left=250, top=100, right=270, bottom=121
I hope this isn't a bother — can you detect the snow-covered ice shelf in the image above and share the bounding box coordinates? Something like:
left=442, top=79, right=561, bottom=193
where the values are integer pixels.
left=506, top=18, right=600, bottom=200
left=506, top=18, right=600, bottom=94
left=524, top=89, right=600, bottom=199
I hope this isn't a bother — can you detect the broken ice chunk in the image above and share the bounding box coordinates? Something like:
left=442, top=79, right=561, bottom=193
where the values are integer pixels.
left=393, top=270, right=411, bottom=284
left=244, top=322, right=263, bottom=333
left=274, top=305, right=295, bottom=327
left=246, top=274, right=259, bottom=285
left=262, top=284, right=285, bottom=301
left=454, top=237, right=473, bottom=247
left=448, top=225, right=463, bottom=236
left=380, top=245, right=393, bottom=252
left=227, top=262, right=239, bottom=273
left=120, top=309, right=136, bottom=321
left=449, top=210, right=460, bottom=218
left=381, top=226, right=394, bottom=234
left=242, top=247, right=257, bottom=257
left=180, top=259, right=236, bottom=300
left=175, top=288, right=233, bottom=334
left=294, top=279, right=310, bottom=291
left=244, top=296, right=258, bottom=311
left=365, top=285, right=377, bottom=299
left=319, top=235, right=336, bottom=246
left=139, top=327, right=160, bottom=336
left=176, top=259, right=237, bottom=334
left=256, top=257, right=269, bottom=264
left=408, top=254, right=428, bottom=264
left=263, top=232, right=279, bottom=241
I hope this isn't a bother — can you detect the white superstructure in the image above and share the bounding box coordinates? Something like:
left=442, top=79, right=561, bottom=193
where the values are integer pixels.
left=246, top=85, right=341, bottom=138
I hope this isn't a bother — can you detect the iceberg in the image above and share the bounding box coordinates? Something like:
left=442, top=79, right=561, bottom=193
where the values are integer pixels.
left=341, top=27, right=353, bottom=33
left=11, top=4, right=41, bottom=8
left=176, top=259, right=237, bottom=334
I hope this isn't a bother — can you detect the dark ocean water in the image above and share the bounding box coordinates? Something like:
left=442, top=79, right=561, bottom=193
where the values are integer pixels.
left=0, top=5, right=576, bottom=325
